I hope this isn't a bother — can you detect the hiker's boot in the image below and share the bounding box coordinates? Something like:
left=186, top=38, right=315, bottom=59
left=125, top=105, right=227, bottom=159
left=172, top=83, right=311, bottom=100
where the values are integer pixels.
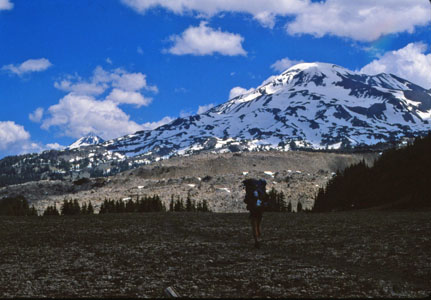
left=254, top=240, right=260, bottom=249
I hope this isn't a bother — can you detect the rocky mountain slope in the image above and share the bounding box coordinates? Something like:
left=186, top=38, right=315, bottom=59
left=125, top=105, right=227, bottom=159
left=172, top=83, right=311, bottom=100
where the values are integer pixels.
left=0, top=151, right=377, bottom=214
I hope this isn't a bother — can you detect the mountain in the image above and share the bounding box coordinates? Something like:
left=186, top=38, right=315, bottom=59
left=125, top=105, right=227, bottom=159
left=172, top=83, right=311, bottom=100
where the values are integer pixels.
left=103, top=62, right=431, bottom=158
left=68, top=133, right=105, bottom=149
left=1, top=62, right=431, bottom=187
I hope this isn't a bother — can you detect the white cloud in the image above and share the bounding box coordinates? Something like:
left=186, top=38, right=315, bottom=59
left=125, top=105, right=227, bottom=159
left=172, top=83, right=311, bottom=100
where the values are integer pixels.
left=106, top=58, right=113, bottom=65
left=121, top=0, right=306, bottom=28
left=2, top=58, right=52, bottom=76
left=41, top=94, right=144, bottom=139
left=141, top=116, right=174, bottom=130
left=253, top=11, right=276, bottom=29
left=166, top=21, right=246, bottom=56
left=45, top=143, right=65, bottom=150
left=43, top=66, right=161, bottom=139
left=0, top=122, right=65, bottom=157
left=229, top=86, right=254, bottom=99
left=271, top=57, right=305, bottom=73
left=197, top=103, right=215, bottom=114
left=360, top=43, right=431, bottom=89
left=286, top=0, right=430, bottom=42
left=122, top=0, right=429, bottom=42
left=0, top=121, right=45, bottom=157
left=29, top=107, right=44, bottom=123
left=54, top=66, right=158, bottom=95
left=54, top=79, right=107, bottom=96
left=106, top=88, right=152, bottom=107
left=0, top=0, right=13, bottom=10
left=111, top=70, right=158, bottom=92
left=0, top=121, right=30, bottom=150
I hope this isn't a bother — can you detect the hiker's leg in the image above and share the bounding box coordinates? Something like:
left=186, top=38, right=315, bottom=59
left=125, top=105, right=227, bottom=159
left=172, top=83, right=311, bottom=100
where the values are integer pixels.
left=250, top=217, right=258, bottom=243
left=256, top=215, right=262, bottom=238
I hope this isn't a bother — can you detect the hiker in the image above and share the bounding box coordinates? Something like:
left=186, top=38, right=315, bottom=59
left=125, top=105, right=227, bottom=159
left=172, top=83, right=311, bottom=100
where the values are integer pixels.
left=243, top=179, right=269, bottom=248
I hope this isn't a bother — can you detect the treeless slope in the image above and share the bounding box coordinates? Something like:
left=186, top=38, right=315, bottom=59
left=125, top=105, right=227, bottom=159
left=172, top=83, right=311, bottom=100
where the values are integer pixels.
left=0, top=151, right=377, bottom=213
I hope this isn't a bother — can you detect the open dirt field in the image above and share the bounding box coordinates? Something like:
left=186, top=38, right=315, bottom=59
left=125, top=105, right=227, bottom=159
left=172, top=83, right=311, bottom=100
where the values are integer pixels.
left=0, top=211, right=430, bottom=298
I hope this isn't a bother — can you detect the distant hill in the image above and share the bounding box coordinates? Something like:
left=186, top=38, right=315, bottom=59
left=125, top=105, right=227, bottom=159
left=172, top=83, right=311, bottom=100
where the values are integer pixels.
left=313, top=133, right=431, bottom=211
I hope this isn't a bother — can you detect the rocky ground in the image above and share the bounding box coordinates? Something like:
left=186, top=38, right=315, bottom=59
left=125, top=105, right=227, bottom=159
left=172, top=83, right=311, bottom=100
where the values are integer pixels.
left=0, top=211, right=430, bottom=298
left=0, top=151, right=377, bottom=214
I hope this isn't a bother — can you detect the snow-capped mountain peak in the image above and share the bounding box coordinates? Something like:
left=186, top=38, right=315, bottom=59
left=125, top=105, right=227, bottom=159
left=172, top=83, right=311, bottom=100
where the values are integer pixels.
left=101, top=61, right=431, bottom=158
left=3, top=61, right=431, bottom=183
left=68, top=133, right=105, bottom=149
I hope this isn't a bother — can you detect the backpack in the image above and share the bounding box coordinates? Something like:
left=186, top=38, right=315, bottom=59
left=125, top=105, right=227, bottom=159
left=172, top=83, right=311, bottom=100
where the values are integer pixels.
left=242, top=179, right=269, bottom=211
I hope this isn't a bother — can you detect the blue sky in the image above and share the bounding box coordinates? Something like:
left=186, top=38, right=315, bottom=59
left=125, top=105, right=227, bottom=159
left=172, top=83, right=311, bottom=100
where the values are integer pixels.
left=0, top=0, right=430, bottom=158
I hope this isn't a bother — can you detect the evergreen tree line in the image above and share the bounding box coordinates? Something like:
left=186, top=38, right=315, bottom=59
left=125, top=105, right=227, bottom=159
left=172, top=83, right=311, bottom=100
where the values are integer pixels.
left=0, top=195, right=38, bottom=216
left=99, top=195, right=165, bottom=214
left=43, top=194, right=213, bottom=216
left=43, top=205, right=60, bottom=216
left=313, top=133, right=431, bottom=212
left=43, top=199, right=94, bottom=216
left=266, top=187, right=302, bottom=212
left=168, top=194, right=210, bottom=212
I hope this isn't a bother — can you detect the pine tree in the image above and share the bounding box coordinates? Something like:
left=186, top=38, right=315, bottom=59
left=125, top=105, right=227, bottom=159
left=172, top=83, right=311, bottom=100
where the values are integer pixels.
left=278, top=191, right=286, bottom=212
left=81, top=202, right=88, bottom=214
left=99, top=199, right=106, bottom=214
left=125, top=199, right=135, bottom=213
left=115, top=200, right=125, bottom=213
left=196, top=201, right=203, bottom=212
left=87, top=202, right=94, bottom=214
left=160, top=200, right=166, bottom=212
left=174, top=197, right=185, bottom=212
left=313, top=188, right=326, bottom=212
left=43, top=206, right=50, bottom=216
left=29, top=205, right=38, bottom=216
left=43, top=205, right=60, bottom=216
left=186, top=194, right=193, bottom=212
left=169, top=195, right=174, bottom=212
left=60, top=199, right=69, bottom=215
left=202, top=199, right=209, bottom=212
left=73, top=199, right=80, bottom=215
left=286, top=201, right=292, bottom=213
left=0, top=196, right=39, bottom=216
left=297, top=201, right=303, bottom=213
left=267, top=188, right=277, bottom=211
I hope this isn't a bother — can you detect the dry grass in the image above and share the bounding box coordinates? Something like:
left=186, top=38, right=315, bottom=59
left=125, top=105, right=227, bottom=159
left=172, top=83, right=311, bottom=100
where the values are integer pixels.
left=0, top=211, right=430, bottom=298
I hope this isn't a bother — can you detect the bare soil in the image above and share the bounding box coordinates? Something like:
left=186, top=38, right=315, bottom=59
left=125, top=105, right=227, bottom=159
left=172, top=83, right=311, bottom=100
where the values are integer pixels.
left=0, top=211, right=430, bottom=298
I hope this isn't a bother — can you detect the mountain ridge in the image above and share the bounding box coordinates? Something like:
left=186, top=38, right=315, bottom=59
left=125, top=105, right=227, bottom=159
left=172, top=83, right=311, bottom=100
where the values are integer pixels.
left=0, top=62, right=430, bottom=187
left=101, top=62, right=431, bottom=158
